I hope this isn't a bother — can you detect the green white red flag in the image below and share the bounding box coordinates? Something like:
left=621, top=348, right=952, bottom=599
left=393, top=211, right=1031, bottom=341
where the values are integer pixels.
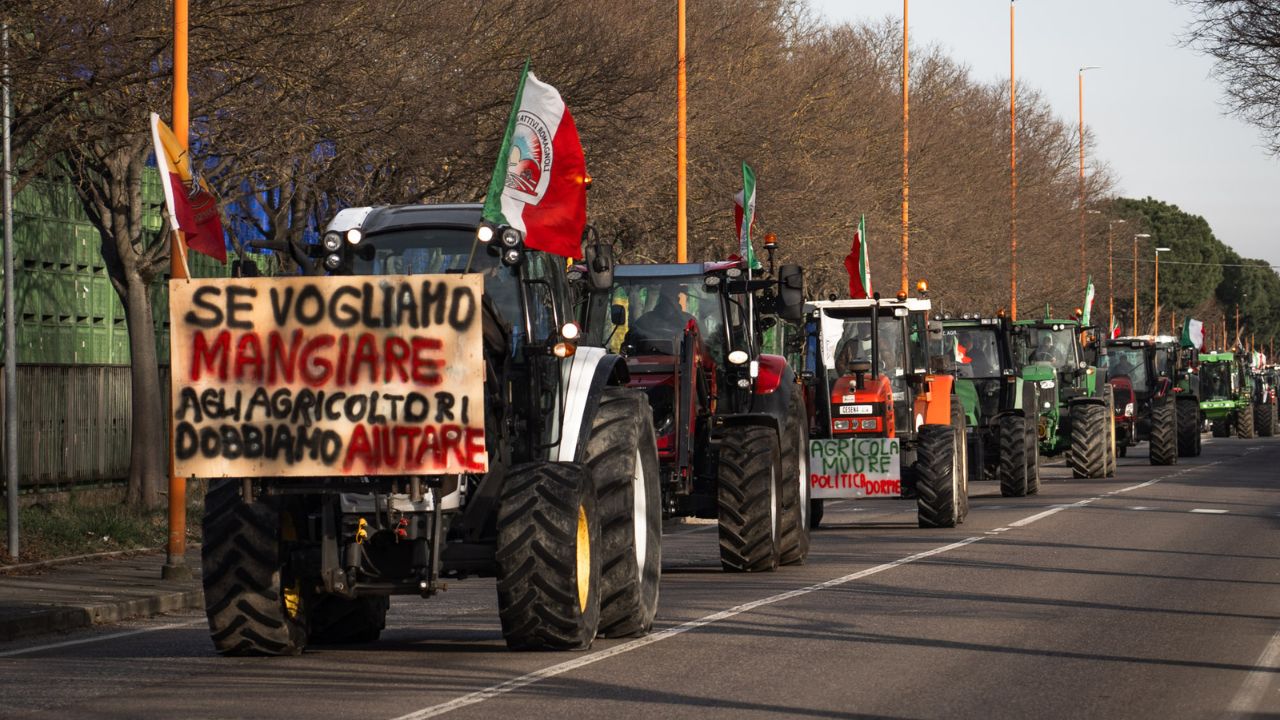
left=734, top=163, right=761, bottom=270
left=482, top=63, right=588, bottom=259
left=1082, top=276, right=1095, bottom=326
left=844, top=215, right=872, bottom=299
left=1181, top=318, right=1204, bottom=350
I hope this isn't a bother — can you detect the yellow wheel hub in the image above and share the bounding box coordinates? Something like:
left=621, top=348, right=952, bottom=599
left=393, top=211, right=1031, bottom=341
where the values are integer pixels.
left=576, top=505, right=590, bottom=613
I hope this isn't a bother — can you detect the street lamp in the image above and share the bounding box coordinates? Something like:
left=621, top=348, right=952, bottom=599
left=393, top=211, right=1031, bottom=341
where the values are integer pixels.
left=1106, top=219, right=1125, bottom=333
left=1153, top=246, right=1171, bottom=335
left=1078, top=65, right=1101, bottom=290
left=1133, top=233, right=1151, bottom=334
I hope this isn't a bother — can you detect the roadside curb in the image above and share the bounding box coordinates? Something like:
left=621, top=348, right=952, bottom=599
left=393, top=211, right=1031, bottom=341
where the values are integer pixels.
left=0, top=587, right=204, bottom=643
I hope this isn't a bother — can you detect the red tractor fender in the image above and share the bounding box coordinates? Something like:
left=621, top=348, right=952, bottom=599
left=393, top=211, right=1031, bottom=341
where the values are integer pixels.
left=753, top=354, right=789, bottom=395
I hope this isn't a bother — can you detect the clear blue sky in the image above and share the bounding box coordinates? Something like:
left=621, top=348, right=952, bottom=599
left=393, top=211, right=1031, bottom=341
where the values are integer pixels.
left=812, top=0, right=1280, bottom=267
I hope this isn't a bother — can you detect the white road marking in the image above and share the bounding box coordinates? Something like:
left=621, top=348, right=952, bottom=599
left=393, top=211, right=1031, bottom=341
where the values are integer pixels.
left=1129, top=506, right=1155, bottom=511
left=390, top=536, right=987, bottom=720
left=1190, top=508, right=1229, bottom=514
left=0, top=620, right=205, bottom=658
left=1229, top=626, right=1280, bottom=718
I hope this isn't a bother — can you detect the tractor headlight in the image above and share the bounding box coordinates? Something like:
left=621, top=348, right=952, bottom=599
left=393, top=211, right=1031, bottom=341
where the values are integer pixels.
left=501, top=248, right=524, bottom=267
left=500, top=227, right=524, bottom=248
left=1124, top=402, right=1135, bottom=417
left=728, top=350, right=749, bottom=365
left=322, top=231, right=342, bottom=252
left=476, top=224, right=495, bottom=243
left=323, top=253, right=342, bottom=270
left=345, top=228, right=363, bottom=245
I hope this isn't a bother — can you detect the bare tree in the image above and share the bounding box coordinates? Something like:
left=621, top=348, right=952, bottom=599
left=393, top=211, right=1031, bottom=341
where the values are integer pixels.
left=1186, top=0, right=1280, bottom=155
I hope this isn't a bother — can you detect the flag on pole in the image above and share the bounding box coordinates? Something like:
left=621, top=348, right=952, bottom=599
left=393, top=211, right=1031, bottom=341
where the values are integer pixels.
left=482, top=62, right=588, bottom=259
left=1181, top=318, right=1204, bottom=350
left=1110, top=320, right=1121, bottom=339
left=150, top=113, right=226, bottom=262
left=734, top=163, right=761, bottom=270
left=844, top=215, right=872, bottom=299
left=1082, top=276, right=1095, bottom=326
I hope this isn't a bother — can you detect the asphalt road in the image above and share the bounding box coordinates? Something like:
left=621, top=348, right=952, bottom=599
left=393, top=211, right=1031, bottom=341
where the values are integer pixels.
left=2, top=436, right=1278, bottom=719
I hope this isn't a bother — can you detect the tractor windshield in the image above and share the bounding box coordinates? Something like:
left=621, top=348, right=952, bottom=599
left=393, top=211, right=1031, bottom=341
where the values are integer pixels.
left=590, top=275, right=728, bottom=362
left=352, top=227, right=526, bottom=339
left=1101, top=347, right=1150, bottom=392
left=820, top=310, right=907, bottom=384
left=945, top=326, right=1003, bottom=379
left=1021, top=327, right=1080, bottom=374
left=1201, top=362, right=1233, bottom=399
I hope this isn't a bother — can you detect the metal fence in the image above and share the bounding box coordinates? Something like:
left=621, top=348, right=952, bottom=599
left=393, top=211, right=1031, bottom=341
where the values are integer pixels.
left=0, top=364, right=169, bottom=492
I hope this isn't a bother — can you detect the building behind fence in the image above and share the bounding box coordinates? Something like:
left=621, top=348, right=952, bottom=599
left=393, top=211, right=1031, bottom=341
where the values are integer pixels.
left=4, top=169, right=237, bottom=491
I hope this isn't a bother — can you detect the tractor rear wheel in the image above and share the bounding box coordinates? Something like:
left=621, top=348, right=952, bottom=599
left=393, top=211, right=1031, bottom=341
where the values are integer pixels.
left=1067, top=403, right=1107, bottom=479
left=809, top=499, right=825, bottom=529
left=718, top=425, right=783, bottom=572
left=1211, top=419, right=1230, bottom=438
left=1025, top=420, right=1041, bottom=495
left=1104, top=394, right=1117, bottom=478
left=1149, top=396, right=1179, bottom=466
left=201, top=479, right=306, bottom=656
left=496, top=462, right=602, bottom=651
left=916, top=423, right=961, bottom=528
left=951, top=404, right=970, bottom=522
left=582, top=388, right=662, bottom=638
left=1177, top=398, right=1202, bottom=456
left=778, top=390, right=812, bottom=565
left=1236, top=404, right=1256, bottom=439
left=1255, top=403, right=1276, bottom=437
left=998, top=415, right=1029, bottom=497
left=307, top=596, right=388, bottom=645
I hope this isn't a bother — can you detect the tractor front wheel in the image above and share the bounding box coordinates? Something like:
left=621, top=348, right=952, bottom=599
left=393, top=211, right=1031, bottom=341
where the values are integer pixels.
left=717, top=425, right=783, bottom=572
left=998, top=414, right=1029, bottom=498
left=1067, top=403, right=1107, bottom=479
left=1255, top=403, right=1276, bottom=438
left=1236, top=404, right=1256, bottom=439
left=1177, top=398, right=1202, bottom=456
left=916, top=423, right=961, bottom=528
left=778, top=390, right=812, bottom=566
left=1149, top=396, right=1179, bottom=466
left=495, top=462, right=602, bottom=651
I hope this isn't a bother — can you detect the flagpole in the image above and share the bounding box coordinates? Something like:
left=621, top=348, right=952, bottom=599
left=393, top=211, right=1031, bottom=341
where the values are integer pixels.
left=1077, top=66, right=1099, bottom=292
left=163, top=0, right=191, bottom=581
left=900, top=0, right=910, bottom=298
left=1009, top=0, right=1017, bottom=319
left=676, top=0, right=688, bottom=263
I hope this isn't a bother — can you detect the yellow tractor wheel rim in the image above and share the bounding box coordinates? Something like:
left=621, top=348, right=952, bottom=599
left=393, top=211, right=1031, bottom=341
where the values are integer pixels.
left=576, top=505, right=591, bottom=613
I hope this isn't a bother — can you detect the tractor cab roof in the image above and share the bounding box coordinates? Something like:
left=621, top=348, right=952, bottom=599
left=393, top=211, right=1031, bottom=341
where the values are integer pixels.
left=325, top=203, right=483, bottom=235
left=808, top=297, right=932, bottom=315
left=938, top=315, right=1005, bottom=327
left=1199, top=352, right=1235, bottom=363
left=613, top=260, right=749, bottom=279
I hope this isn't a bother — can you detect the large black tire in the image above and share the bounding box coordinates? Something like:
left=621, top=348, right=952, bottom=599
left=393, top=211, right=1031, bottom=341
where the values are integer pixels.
left=1149, top=396, right=1179, bottom=466
left=778, top=390, right=811, bottom=565
left=1211, top=419, right=1230, bottom=438
left=1236, top=403, right=1256, bottom=439
left=1255, top=403, right=1276, bottom=438
left=582, top=388, right=662, bottom=638
left=1067, top=403, right=1107, bottom=479
left=307, top=596, right=389, bottom=645
left=1177, top=398, right=1202, bottom=456
left=916, top=423, right=960, bottom=528
left=201, top=479, right=306, bottom=656
left=495, top=462, right=602, bottom=651
left=1104, top=394, right=1118, bottom=478
left=1025, top=420, right=1042, bottom=495
left=717, top=425, right=782, bottom=572
left=998, top=414, right=1029, bottom=497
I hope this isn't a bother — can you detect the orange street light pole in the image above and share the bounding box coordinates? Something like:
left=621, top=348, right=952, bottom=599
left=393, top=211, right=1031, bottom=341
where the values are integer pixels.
left=900, top=0, right=910, bottom=298
left=1078, top=65, right=1100, bottom=292
left=676, top=0, right=688, bottom=263
left=1107, top=218, right=1125, bottom=332
left=163, top=0, right=191, bottom=581
left=1132, top=233, right=1149, bottom=335
left=1009, top=0, right=1018, bottom=319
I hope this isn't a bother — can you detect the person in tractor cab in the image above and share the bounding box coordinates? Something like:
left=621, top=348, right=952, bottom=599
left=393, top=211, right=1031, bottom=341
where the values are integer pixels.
left=625, top=283, right=695, bottom=348
left=834, top=321, right=872, bottom=376
left=1032, top=333, right=1057, bottom=363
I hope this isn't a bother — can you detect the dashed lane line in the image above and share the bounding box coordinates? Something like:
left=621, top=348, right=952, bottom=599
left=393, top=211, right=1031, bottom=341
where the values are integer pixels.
left=1190, top=508, right=1230, bottom=514
left=0, top=620, right=205, bottom=659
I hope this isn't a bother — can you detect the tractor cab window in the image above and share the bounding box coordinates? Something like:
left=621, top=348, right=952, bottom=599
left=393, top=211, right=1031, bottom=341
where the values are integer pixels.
left=352, top=226, right=524, bottom=344
left=1101, top=347, right=1149, bottom=391
left=821, top=311, right=907, bottom=383
left=1022, top=327, right=1080, bottom=374
left=907, top=312, right=928, bottom=373
left=593, top=275, right=726, bottom=362
left=1201, top=362, right=1232, bottom=398
left=948, top=326, right=1002, bottom=379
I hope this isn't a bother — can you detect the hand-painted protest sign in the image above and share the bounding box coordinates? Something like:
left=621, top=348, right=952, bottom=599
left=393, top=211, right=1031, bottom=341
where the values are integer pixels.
left=809, top=438, right=901, bottom=498
left=169, top=275, right=487, bottom=478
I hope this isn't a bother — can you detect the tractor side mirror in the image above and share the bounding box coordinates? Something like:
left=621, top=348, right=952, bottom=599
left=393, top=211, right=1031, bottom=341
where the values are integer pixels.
left=610, top=304, right=627, bottom=327
left=584, top=242, right=615, bottom=292
left=777, top=264, right=805, bottom=324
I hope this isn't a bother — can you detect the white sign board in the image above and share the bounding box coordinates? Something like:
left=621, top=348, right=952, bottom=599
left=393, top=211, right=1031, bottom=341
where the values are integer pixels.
left=809, top=438, right=902, bottom=498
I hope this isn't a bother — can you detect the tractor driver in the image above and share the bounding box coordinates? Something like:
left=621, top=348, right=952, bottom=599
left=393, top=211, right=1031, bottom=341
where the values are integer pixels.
left=1032, top=333, right=1057, bottom=363
left=834, top=321, right=872, bottom=377
left=625, top=282, right=695, bottom=347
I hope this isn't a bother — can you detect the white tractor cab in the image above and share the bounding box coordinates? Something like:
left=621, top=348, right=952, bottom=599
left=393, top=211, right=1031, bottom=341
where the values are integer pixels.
left=802, top=292, right=970, bottom=529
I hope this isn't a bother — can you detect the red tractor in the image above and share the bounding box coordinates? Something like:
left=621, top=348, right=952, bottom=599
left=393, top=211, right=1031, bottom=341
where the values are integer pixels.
left=581, top=258, right=811, bottom=571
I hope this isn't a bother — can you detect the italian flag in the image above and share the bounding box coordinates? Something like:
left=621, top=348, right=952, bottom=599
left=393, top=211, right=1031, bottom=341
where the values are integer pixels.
left=1181, top=318, right=1204, bottom=350
left=482, top=63, right=588, bottom=259
left=1081, top=276, right=1095, bottom=326
left=734, top=162, right=761, bottom=270
left=150, top=113, right=226, bottom=263
left=844, top=215, right=872, bottom=299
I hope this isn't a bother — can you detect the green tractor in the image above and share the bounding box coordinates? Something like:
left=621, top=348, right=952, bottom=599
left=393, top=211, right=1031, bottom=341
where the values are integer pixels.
left=1012, top=316, right=1116, bottom=479
left=939, top=315, right=1042, bottom=496
left=1199, top=352, right=1255, bottom=438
